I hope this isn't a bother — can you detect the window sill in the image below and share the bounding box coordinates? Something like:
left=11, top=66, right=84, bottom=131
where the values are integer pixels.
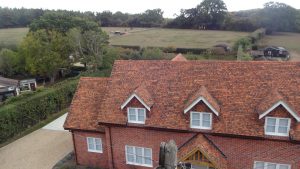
left=128, top=121, right=145, bottom=124
left=88, top=150, right=103, bottom=153
left=265, top=132, right=289, bottom=137
left=190, top=126, right=212, bottom=130
left=126, top=162, right=153, bottom=168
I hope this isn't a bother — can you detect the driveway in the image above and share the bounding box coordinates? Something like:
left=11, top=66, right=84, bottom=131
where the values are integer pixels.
left=0, top=113, right=73, bottom=169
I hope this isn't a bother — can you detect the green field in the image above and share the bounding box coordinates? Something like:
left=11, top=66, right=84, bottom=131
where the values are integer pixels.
left=0, top=28, right=29, bottom=47
left=261, top=32, right=300, bottom=61
left=103, top=27, right=249, bottom=48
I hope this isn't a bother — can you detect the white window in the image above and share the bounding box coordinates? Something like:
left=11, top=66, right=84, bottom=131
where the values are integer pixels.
left=87, top=137, right=102, bottom=153
left=254, top=161, right=291, bottom=169
left=190, top=112, right=212, bottom=130
left=125, top=145, right=152, bottom=167
left=265, top=117, right=291, bottom=137
left=127, top=108, right=146, bottom=124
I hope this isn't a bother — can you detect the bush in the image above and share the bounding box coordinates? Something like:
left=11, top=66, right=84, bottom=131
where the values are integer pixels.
left=0, top=80, right=78, bottom=144
left=250, top=28, right=266, bottom=43
left=233, top=37, right=252, bottom=51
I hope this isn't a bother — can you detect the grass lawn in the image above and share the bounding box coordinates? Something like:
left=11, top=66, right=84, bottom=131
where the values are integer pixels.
left=260, top=32, right=300, bottom=61
left=0, top=27, right=29, bottom=47
left=104, top=27, right=249, bottom=48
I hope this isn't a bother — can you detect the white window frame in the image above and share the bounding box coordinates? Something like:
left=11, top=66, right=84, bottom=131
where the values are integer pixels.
left=190, top=112, right=212, bottom=130
left=127, top=107, right=146, bottom=124
left=264, top=117, right=291, bottom=137
left=191, top=164, right=209, bottom=169
left=86, top=137, right=103, bottom=153
left=125, top=145, right=153, bottom=167
left=253, top=161, right=291, bottom=169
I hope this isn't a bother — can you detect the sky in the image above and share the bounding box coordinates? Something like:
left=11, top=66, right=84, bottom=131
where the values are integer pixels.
left=0, top=0, right=299, bottom=18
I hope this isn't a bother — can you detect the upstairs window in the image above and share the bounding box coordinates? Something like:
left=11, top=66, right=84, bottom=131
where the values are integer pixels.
left=87, top=137, right=102, bottom=153
left=265, top=117, right=291, bottom=137
left=254, top=161, right=291, bottom=169
left=128, top=108, right=146, bottom=124
left=190, top=112, right=212, bottom=130
left=125, top=145, right=152, bottom=167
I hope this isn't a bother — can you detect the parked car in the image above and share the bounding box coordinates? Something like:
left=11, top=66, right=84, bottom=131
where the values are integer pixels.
left=264, top=46, right=289, bottom=57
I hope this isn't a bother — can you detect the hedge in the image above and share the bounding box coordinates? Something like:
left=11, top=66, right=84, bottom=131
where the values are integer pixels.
left=0, top=80, right=78, bottom=144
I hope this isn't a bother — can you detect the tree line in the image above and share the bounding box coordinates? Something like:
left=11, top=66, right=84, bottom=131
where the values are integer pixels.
left=1, top=0, right=300, bottom=33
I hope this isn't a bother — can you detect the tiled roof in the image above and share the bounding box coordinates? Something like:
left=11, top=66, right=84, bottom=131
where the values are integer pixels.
left=97, top=60, right=300, bottom=137
left=184, top=86, right=220, bottom=114
left=64, top=77, right=109, bottom=131
left=0, top=77, right=19, bottom=87
left=171, top=53, right=187, bottom=61
left=178, top=134, right=228, bottom=169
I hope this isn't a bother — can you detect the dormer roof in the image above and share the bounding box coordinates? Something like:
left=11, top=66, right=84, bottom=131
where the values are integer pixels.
left=184, top=86, right=220, bottom=116
left=121, top=84, right=153, bottom=111
left=171, top=53, right=188, bottom=61
left=257, top=89, right=300, bottom=122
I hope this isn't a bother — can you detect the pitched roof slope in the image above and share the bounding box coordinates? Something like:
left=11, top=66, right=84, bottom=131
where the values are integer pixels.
left=98, top=61, right=300, bottom=137
left=171, top=53, right=187, bottom=61
left=0, top=77, right=19, bottom=87
left=64, top=77, right=109, bottom=131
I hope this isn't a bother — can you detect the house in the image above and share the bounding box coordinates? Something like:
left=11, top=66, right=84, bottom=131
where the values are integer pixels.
left=264, top=46, right=289, bottom=58
left=64, top=56, right=300, bottom=169
left=0, top=77, right=20, bottom=101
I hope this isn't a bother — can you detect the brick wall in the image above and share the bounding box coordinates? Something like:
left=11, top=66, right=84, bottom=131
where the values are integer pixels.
left=73, top=131, right=109, bottom=168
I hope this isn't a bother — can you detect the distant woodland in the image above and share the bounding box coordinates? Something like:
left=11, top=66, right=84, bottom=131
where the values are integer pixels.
left=0, top=0, right=300, bottom=33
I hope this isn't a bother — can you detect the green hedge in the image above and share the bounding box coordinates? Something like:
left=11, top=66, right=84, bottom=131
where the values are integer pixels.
left=0, top=80, right=78, bottom=144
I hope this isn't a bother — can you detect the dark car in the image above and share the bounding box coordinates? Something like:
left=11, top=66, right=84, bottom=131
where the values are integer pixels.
left=264, top=46, right=289, bottom=57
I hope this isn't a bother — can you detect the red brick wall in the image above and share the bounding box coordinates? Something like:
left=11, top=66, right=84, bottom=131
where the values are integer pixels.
left=73, top=131, right=109, bottom=169
left=109, top=127, right=195, bottom=169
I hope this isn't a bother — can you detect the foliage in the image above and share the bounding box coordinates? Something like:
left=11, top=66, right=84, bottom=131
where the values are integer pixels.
left=140, top=47, right=164, bottom=60
left=0, top=48, right=24, bottom=76
left=237, top=45, right=252, bottom=61
left=20, top=29, right=73, bottom=83
left=233, top=37, right=252, bottom=51
left=102, top=47, right=120, bottom=69
left=0, top=79, right=78, bottom=144
left=67, top=28, right=109, bottom=71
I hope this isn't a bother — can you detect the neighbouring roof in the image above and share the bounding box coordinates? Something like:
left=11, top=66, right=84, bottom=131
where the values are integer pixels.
left=64, top=77, right=109, bottom=131
left=0, top=77, right=19, bottom=87
left=95, top=60, right=300, bottom=137
left=171, top=53, right=188, bottom=61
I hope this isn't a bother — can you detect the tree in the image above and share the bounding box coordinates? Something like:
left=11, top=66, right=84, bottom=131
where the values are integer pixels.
left=196, top=0, right=228, bottom=29
left=0, top=48, right=19, bottom=76
left=20, top=30, right=72, bottom=83
left=67, top=28, right=109, bottom=71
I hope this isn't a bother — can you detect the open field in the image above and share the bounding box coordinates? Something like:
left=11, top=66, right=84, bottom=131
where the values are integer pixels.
left=103, top=27, right=249, bottom=48
left=0, top=28, right=29, bottom=47
left=261, top=32, right=300, bottom=61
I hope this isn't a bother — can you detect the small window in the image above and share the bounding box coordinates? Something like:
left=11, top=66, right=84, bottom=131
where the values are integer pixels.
left=127, top=108, right=146, bottom=124
left=254, top=161, right=291, bottom=169
left=125, top=145, right=152, bottom=167
left=190, top=112, right=212, bottom=130
left=265, top=117, right=291, bottom=137
left=87, top=137, right=102, bottom=153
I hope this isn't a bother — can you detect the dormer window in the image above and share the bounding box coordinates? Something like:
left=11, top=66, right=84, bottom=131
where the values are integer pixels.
left=128, top=108, right=146, bottom=124
left=190, top=112, right=212, bottom=130
left=265, top=117, right=291, bottom=137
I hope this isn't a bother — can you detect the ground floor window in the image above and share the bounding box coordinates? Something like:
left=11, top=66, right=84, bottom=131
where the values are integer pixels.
left=125, top=145, right=152, bottom=167
left=86, top=137, right=102, bottom=153
left=254, top=161, right=291, bottom=169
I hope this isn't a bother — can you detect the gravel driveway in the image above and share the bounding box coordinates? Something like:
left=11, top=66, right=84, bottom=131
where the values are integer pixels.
left=0, top=114, right=73, bottom=169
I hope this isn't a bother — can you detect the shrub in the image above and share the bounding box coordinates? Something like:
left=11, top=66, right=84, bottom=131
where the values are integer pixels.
left=250, top=28, right=266, bottom=43
left=0, top=80, right=78, bottom=144
left=233, top=37, right=252, bottom=51
left=141, top=47, right=164, bottom=60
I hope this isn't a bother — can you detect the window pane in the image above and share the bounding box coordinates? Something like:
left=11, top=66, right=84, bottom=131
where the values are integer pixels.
left=138, top=110, right=145, bottom=122
left=144, top=148, right=152, bottom=165
left=202, top=120, right=211, bottom=127
left=254, top=162, right=264, bottom=169
left=96, top=144, right=101, bottom=151
left=87, top=138, right=93, bottom=144
left=127, top=154, right=135, bottom=163
left=203, top=114, right=210, bottom=121
left=129, top=113, right=136, bottom=121
left=129, top=108, right=135, bottom=114
left=127, top=146, right=134, bottom=154
left=192, top=113, right=200, bottom=120
left=278, top=126, right=288, bottom=134
left=267, top=163, right=276, bottom=169
left=136, top=147, right=143, bottom=164
left=267, top=118, right=276, bottom=126
left=279, top=165, right=289, bottom=169
left=192, top=120, right=200, bottom=126
left=279, top=119, right=288, bottom=127
left=266, top=125, right=276, bottom=133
